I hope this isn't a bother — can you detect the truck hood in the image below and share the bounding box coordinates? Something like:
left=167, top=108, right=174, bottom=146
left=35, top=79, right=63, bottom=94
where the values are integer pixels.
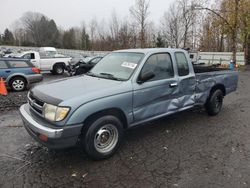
left=30, top=75, right=130, bottom=106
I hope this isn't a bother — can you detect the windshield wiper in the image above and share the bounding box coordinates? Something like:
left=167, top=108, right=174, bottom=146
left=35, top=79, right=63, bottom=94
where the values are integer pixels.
left=99, top=73, right=125, bottom=81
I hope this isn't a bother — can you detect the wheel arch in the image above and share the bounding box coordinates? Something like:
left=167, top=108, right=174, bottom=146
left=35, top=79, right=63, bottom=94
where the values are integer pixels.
left=81, top=108, right=128, bottom=134
left=53, top=62, right=66, bottom=69
left=206, top=83, right=226, bottom=104
left=210, top=84, right=226, bottom=96
left=7, top=74, right=28, bottom=86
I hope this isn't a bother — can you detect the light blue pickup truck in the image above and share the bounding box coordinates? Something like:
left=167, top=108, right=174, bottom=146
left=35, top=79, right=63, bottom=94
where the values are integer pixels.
left=20, top=48, right=238, bottom=160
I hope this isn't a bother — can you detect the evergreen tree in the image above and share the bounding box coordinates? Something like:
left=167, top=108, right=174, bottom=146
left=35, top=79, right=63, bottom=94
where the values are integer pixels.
left=156, top=33, right=165, bottom=47
left=63, top=28, right=76, bottom=49
left=81, top=27, right=90, bottom=50
left=2, top=29, right=15, bottom=45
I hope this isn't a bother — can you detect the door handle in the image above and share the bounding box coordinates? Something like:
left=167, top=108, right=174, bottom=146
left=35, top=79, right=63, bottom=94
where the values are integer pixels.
left=169, top=83, right=178, bottom=87
left=5, top=70, right=11, bottom=73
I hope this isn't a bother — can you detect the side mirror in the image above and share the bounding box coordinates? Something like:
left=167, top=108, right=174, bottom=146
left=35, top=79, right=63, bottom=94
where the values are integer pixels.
left=137, top=71, right=155, bottom=84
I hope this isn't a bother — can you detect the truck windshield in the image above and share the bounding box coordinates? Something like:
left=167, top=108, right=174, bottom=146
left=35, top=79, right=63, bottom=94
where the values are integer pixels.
left=89, top=52, right=144, bottom=80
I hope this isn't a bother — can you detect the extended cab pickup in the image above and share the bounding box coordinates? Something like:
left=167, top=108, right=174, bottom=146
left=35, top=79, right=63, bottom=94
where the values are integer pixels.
left=20, top=48, right=238, bottom=160
left=17, top=48, right=71, bottom=75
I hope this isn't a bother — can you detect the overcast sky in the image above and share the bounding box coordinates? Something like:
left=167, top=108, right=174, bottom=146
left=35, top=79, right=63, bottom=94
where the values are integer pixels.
left=0, top=0, right=176, bottom=33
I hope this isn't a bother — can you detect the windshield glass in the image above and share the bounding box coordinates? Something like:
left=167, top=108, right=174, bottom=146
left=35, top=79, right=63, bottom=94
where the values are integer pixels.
left=89, top=52, right=144, bottom=80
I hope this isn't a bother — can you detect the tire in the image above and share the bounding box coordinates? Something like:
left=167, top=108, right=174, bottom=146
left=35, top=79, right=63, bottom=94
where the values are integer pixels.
left=83, top=115, right=124, bottom=160
left=10, top=77, right=27, bottom=91
left=205, top=89, right=224, bottom=116
left=53, top=64, right=64, bottom=75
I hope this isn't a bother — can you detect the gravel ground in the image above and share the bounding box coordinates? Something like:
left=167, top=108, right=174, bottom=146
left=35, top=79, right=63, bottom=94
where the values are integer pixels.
left=0, top=70, right=250, bottom=187
left=0, top=73, right=66, bottom=112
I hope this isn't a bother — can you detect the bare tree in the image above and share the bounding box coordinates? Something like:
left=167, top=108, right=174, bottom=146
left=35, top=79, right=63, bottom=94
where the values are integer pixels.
left=194, top=0, right=241, bottom=63
left=89, top=17, right=98, bottom=50
left=130, top=0, right=150, bottom=48
left=178, top=0, right=198, bottom=48
left=161, top=3, right=183, bottom=48
left=109, top=10, right=119, bottom=40
left=21, top=12, right=44, bottom=45
left=10, top=20, right=25, bottom=46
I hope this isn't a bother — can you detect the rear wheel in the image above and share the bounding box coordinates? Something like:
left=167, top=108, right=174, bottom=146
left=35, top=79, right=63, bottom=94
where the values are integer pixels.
left=83, top=115, right=123, bottom=160
left=205, top=89, right=224, bottom=116
left=53, top=64, right=64, bottom=75
left=10, top=77, right=27, bottom=91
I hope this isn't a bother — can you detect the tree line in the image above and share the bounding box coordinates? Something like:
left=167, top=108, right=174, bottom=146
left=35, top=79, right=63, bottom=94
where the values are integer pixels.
left=0, top=0, right=249, bottom=63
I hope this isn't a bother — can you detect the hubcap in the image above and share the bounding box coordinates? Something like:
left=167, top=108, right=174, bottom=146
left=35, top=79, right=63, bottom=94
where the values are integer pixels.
left=12, top=80, right=24, bottom=90
left=94, top=124, right=119, bottom=154
left=56, top=67, right=63, bottom=74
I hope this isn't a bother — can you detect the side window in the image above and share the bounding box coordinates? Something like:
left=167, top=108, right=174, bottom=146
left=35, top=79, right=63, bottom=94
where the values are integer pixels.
left=30, top=53, right=35, bottom=59
left=22, top=53, right=32, bottom=59
left=175, top=52, right=189, bottom=76
left=8, top=61, right=29, bottom=68
left=141, top=53, right=174, bottom=82
left=0, top=61, right=8, bottom=69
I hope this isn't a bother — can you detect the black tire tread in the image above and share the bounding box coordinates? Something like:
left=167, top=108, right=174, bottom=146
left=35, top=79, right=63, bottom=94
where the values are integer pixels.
left=83, top=115, right=123, bottom=160
left=206, top=89, right=223, bottom=116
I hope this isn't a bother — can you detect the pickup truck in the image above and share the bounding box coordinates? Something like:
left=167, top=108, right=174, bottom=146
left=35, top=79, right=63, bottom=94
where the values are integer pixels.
left=20, top=48, right=238, bottom=160
left=16, top=49, right=71, bottom=75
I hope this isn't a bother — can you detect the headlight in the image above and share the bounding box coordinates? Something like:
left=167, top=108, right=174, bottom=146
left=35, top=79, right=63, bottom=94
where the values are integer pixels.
left=43, top=103, right=70, bottom=121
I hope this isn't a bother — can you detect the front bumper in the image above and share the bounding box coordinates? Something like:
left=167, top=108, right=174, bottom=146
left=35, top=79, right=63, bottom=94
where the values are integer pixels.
left=20, top=104, right=82, bottom=149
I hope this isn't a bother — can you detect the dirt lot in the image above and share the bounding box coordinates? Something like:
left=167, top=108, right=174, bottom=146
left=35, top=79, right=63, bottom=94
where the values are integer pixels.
left=1, top=70, right=250, bottom=188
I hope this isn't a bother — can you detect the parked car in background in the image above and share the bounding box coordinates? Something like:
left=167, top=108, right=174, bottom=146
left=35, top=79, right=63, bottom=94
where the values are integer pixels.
left=67, top=56, right=103, bottom=76
left=20, top=48, right=238, bottom=160
left=0, top=58, right=43, bottom=91
left=69, top=53, right=88, bottom=65
left=14, top=48, right=71, bottom=75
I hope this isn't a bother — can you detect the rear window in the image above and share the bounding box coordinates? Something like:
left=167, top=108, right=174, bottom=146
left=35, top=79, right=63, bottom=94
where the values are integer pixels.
left=8, top=61, right=30, bottom=68
left=0, top=61, right=8, bottom=69
left=175, top=52, right=190, bottom=76
left=22, top=53, right=35, bottom=59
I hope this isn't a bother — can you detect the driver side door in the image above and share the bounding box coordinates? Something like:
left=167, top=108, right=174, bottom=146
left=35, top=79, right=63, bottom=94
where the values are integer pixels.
left=132, top=53, right=179, bottom=122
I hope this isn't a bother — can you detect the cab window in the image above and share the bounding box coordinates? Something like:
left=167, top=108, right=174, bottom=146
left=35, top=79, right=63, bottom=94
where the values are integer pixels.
left=175, top=52, right=189, bottom=76
left=22, top=53, right=35, bottom=59
left=140, top=53, right=174, bottom=82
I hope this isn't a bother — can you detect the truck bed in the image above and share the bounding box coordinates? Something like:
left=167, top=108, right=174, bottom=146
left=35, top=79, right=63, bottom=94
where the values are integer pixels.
left=193, top=64, right=229, bottom=73
left=194, top=69, right=238, bottom=105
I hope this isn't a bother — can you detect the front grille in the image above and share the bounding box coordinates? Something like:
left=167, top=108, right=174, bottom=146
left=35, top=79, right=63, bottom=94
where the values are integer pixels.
left=28, top=93, right=44, bottom=115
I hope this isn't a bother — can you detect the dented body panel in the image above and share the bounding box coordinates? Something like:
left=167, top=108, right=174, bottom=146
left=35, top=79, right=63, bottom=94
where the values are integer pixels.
left=195, top=70, right=238, bottom=104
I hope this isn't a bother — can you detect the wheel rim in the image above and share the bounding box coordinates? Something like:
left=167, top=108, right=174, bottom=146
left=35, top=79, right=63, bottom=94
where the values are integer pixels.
left=94, top=124, right=119, bottom=154
left=12, top=80, right=25, bottom=91
left=56, top=66, right=63, bottom=74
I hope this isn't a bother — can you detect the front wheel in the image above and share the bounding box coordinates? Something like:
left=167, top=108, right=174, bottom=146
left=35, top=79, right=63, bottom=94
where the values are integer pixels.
left=83, top=115, right=124, bottom=160
left=205, top=89, right=224, bottom=116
